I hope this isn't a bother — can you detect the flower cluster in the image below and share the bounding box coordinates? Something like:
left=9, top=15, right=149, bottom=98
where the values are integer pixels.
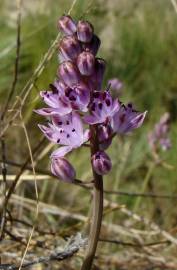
left=35, top=15, right=146, bottom=182
left=148, top=112, right=171, bottom=152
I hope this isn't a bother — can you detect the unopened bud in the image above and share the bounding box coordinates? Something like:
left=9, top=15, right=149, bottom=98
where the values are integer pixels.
left=77, top=20, right=93, bottom=43
left=91, top=58, right=106, bottom=90
left=98, top=124, right=113, bottom=150
left=58, top=15, right=77, bottom=35
left=83, top=35, right=101, bottom=55
left=92, top=151, right=112, bottom=175
left=77, top=51, right=95, bottom=76
left=59, top=35, right=82, bottom=61
left=51, top=157, right=76, bottom=182
left=58, top=61, right=80, bottom=87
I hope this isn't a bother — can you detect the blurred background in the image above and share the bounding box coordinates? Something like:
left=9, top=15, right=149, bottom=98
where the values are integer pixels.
left=1, top=0, right=177, bottom=269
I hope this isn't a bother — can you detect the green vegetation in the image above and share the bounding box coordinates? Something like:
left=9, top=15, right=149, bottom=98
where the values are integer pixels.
left=1, top=0, right=177, bottom=269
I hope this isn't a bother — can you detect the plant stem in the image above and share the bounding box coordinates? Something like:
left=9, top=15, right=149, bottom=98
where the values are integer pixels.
left=81, top=126, right=103, bottom=270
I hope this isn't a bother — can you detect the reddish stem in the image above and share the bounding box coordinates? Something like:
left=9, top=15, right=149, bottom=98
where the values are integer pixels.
left=81, top=125, right=103, bottom=270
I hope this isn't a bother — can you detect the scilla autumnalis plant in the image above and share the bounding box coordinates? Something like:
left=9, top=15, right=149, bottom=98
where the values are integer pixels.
left=35, top=15, right=147, bottom=270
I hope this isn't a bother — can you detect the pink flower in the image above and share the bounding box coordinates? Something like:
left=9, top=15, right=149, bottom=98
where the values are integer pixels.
left=39, top=112, right=90, bottom=157
left=112, top=103, right=147, bottom=134
left=84, top=91, right=120, bottom=125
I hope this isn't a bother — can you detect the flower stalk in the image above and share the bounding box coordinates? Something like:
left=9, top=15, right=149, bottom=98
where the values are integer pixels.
left=81, top=125, right=103, bottom=270
left=35, top=14, right=147, bottom=270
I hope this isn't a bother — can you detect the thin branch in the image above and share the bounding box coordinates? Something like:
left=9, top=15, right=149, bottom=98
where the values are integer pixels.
left=0, top=137, right=46, bottom=227
left=0, top=234, right=84, bottom=270
left=99, top=238, right=169, bottom=248
left=1, top=0, right=22, bottom=119
left=171, top=0, right=177, bottom=13
left=0, top=0, right=78, bottom=139
left=104, top=189, right=177, bottom=199
left=1, top=159, right=177, bottom=199
left=0, top=137, right=7, bottom=239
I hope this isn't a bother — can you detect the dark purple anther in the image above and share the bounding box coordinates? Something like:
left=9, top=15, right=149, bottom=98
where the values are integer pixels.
left=51, top=157, right=76, bottom=182
left=77, top=51, right=95, bottom=76
left=77, top=20, right=93, bottom=43
left=58, top=61, right=80, bottom=87
left=57, top=15, right=77, bottom=35
left=59, top=35, right=82, bottom=61
left=82, top=35, right=101, bottom=55
left=92, top=151, right=112, bottom=175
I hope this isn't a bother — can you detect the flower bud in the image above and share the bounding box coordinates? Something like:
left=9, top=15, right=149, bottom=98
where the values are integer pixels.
left=57, top=15, right=77, bottom=35
left=77, top=51, right=95, bottom=76
left=82, top=34, right=101, bottom=55
left=58, top=61, right=80, bottom=87
left=98, top=124, right=113, bottom=150
left=51, top=157, right=76, bottom=182
left=92, top=151, right=112, bottom=175
left=77, top=20, right=93, bottom=43
left=59, top=35, right=82, bottom=61
left=91, top=58, right=106, bottom=90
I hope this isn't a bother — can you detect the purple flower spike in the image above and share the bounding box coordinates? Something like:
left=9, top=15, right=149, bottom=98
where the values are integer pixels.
left=148, top=112, right=171, bottom=152
left=58, top=61, right=80, bottom=87
left=77, top=51, right=95, bottom=76
left=77, top=20, right=93, bottom=43
left=84, top=91, right=120, bottom=125
left=92, top=151, right=112, bottom=175
left=58, top=15, right=77, bottom=35
left=160, top=138, right=171, bottom=151
left=59, top=35, right=82, bottom=61
left=51, top=157, right=76, bottom=182
left=82, top=34, right=101, bottom=56
left=112, top=103, right=147, bottom=134
left=39, top=112, right=89, bottom=158
left=108, top=78, right=123, bottom=95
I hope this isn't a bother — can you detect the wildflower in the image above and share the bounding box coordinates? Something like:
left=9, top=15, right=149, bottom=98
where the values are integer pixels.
left=34, top=88, right=71, bottom=116
left=77, top=51, right=95, bottom=76
left=51, top=157, right=76, bottom=182
left=36, top=16, right=147, bottom=270
left=58, top=15, right=77, bottom=35
left=108, top=78, right=123, bottom=95
left=92, top=151, right=112, bottom=175
left=39, top=112, right=90, bottom=157
left=77, top=20, right=93, bottom=43
left=58, top=61, right=80, bottom=87
left=59, top=35, right=82, bottom=61
left=82, top=34, right=101, bottom=56
left=84, top=91, right=120, bottom=125
left=148, top=112, right=171, bottom=151
left=112, top=103, right=147, bottom=134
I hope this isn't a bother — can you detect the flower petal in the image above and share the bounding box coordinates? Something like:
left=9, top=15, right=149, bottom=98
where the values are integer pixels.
left=51, top=145, right=73, bottom=158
